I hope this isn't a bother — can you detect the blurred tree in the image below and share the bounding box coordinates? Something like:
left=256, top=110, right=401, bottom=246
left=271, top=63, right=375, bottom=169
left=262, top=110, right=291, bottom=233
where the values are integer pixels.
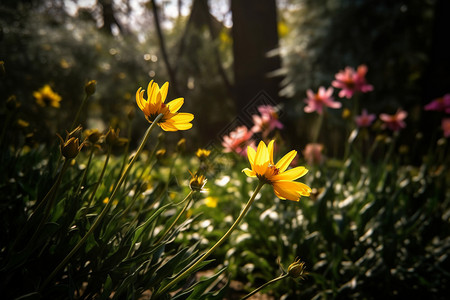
left=231, top=0, right=283, bottom=114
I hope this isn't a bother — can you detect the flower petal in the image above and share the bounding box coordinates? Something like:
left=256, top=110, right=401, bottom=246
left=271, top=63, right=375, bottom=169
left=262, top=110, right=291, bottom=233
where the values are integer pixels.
left=268, top=140, right=275, bottom=165
left=167, top=98, right=184, bottom=113
left=247, top=145, right=256, bottom=166
left=242, top=168, right=256, bottom=177
left=272, top=181, right=311, bottom=201
left=254, top=141, right=269, bottom=175
left=272, top=166, right=308, bottom=181
left=160, top=82, right=169, bottom=103
left=275, top=150, right=297, bottom=173
left=170, top=113, right=194, bottom=123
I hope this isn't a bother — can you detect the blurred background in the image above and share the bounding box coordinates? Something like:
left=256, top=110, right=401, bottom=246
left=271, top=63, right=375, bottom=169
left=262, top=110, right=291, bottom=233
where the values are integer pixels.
left=0, top=0, right=448, bottom=154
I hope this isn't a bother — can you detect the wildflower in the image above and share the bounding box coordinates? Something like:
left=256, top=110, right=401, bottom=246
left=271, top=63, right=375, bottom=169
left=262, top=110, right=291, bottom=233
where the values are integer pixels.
left=251, top=105, right=283, bottom=138
left=355, top=109, right=376, bottom=127
left=83, top=129, right=102, bottom=145
left=57, top=136, right=84, bottom=159
left=424, top=94, right=450, bottom=113
left=303, top=143, right=325, bottom=166
left=196, top=148, right=211, bottom=160
left=222, top=126, right=255, bottom=156
left=287, top=258, right=307, bottom=279
left=304, top=87, right=341, bottom=115
left=342, top=108, right=351, bottom=119
left=105, top=128, right=128, bottom=146
left=204, top=196, right=218, bottom=208
left=442, top=118, right=450, bottom=138
left=33, top=84, right=62, bottom=108
left=85, top=80, right=97, bottom=96
left=189, top=172, right=207, bottom=192
left=332, top=64, right=374, bottom=99
left=156, top=149, right=166, bottom=160
left=380, top=109, right=408, bottom=131
left=177, top=138, right=186, bottom=152
left=242, top=140, right=311, bottom=201
left=136, top=80, right=194, bottom=131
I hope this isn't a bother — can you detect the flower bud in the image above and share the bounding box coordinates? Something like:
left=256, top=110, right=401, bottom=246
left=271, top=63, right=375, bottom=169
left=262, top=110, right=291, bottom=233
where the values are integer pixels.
left=58, top=136, right=83, bottom=159
left=287, top=258, right=307, bottom=279
left=177, top=138, right=186, bottom=152
left=156, top=149, right=166, bottom=160
left=189, top=172, right=207, bottom=192
left=84, top=129, right=102, bottom=144
left=85, top=80, right=97, bottom=96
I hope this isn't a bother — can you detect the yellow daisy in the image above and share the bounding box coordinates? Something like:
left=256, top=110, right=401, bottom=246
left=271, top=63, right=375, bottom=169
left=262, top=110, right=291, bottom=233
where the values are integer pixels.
left=33, top=84, right=62, bottom=108
left=242, top=140, right=311, bottom=201
left=136, top=80, right=194, bottom=131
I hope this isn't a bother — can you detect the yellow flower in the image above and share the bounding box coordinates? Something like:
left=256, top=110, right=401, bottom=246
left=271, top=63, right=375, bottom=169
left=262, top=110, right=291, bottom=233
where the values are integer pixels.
left=136, top=80, right=194, bottom=131
left=242, top=140, right=311, bottom=201
left=33, top=84, right=62, bottom=108
left=196, top=148, right=211, bottom=160
left=204, top=196, right=218, bottom=208
left=189, top=172, right=207, bottom=192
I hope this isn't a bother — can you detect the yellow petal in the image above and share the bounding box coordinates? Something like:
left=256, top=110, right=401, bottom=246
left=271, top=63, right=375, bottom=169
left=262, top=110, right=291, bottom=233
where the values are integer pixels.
left=275, top=150, right=297, bottom=173
left=272, top=166, right=308, bottom=181
left=247, top=145, right=256, bottom=166
left=170, top=113, right=194, bottom=123
left=149, top=81, right=159, bottom=104
left=268, top=140, right=275, bottom=164
left=160, top=82, right=169, bottom=102
left=272, top=181, right=311, bottom=201
left=167, top=98, right=184, bottom=113
left=160, top=122, right=178, bottom=131
left=136, top=88, right=146, bottom=111
left=242, top=168, right=256, bottom=177
left=254, top=141, right=269, bottom=175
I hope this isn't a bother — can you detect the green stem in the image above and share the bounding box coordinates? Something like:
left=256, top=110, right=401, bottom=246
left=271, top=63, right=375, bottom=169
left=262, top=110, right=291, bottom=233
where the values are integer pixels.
left=70, top=94, right=89, bottom=132
left=85, top=146, right=111, bottom=210
left=154, top=181, right=265, bottom=298
left=75, top=147, right=95, bottom=197
left=155, top=190, right=194, bottom=244
left=241, top=273, right=289, bottom=300
left=312, top=113, right=324, bottom=144
left=40, top=113, right=164, bottom=291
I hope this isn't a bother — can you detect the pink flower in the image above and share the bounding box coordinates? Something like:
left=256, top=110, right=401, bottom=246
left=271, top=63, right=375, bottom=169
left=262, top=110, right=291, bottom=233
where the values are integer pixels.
left=251, top=105, right=283, bottom=138
left=355, top=109, right=376, bottom=127
left=222, top=126, right=255, bottom=156
left=424, top=94, right=450, bottom=113
left=304, top=86, right=341, bottom=115
left=332, top=64, right=374, bottom=99
left=303, top=143, right=325, bottom=166
left=442, top=118, right=450, bottom=138
left=379, top=109, right=408, bottom=131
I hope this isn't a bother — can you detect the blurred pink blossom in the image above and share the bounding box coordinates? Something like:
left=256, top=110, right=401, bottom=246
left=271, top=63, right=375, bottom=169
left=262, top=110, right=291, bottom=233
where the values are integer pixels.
left=355, top=109, right=376, bottom=127
left=304, top=86, right=341, bottom=115
left=442, top=118, right=450, bottom=138
left=424, top=94, right=450, bottom=113
left=303, top=143, right=325, bottom=166
left=332, top=64, right=374, bottom=99
left=380, top=109, right=408, bottom=131
left=222, top=126, right=255, bottom=156
left=251, top=105, right=283, bottom=138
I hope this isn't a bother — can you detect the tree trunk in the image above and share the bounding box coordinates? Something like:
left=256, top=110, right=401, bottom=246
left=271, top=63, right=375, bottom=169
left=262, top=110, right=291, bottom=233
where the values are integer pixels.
left=231, top=0, right=282, bottom=117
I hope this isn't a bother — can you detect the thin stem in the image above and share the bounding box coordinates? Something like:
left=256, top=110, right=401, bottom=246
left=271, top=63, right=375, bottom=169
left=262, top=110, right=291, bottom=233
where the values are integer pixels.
left=40, top=114, right=164, bottom=291
left=241, top=273, right=289, bottom=300
left=70, top=94, right=89, bottom=132
left=154, top=181, right=265, bottom=298
left=75, top=147, right=95, bottom=197
left=155, top=190, right=194, bottom=244
left=85, top=146, right=112, bottom=210
left=312, top=113, right=324, bottom=144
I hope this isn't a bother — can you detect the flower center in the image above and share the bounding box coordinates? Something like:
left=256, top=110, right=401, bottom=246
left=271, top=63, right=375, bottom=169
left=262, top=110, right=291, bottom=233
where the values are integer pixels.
left=257, top=164, right=280, bottom=184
